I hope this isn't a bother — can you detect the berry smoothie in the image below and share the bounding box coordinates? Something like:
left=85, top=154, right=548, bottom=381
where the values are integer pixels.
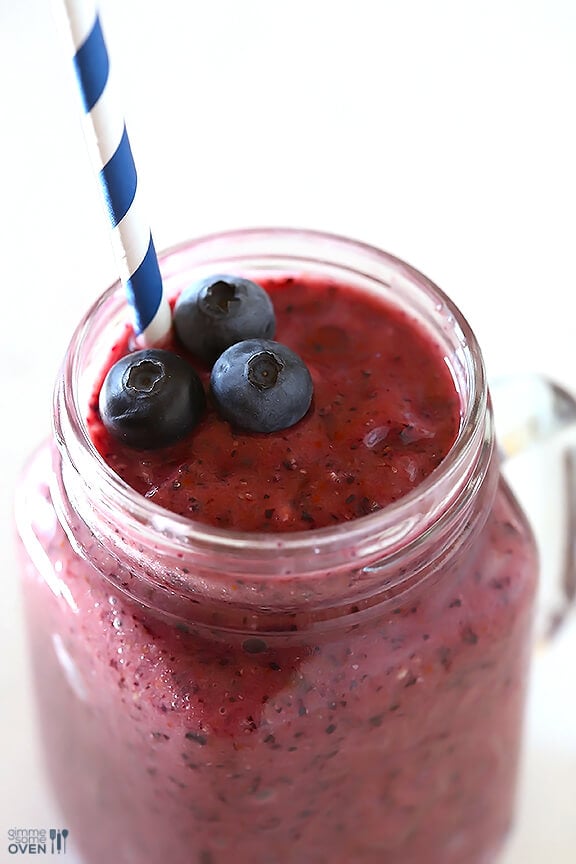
left=90, top=274, right=460, bottom=531
left=15, top=230, right=538, bottom=864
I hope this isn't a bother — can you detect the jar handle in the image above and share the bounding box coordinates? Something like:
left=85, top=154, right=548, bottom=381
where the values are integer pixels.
left=491, top=373, right=576, bottom=641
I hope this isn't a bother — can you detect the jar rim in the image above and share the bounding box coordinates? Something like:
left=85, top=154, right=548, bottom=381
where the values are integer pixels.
left=54, top=227, right=490, bottom=567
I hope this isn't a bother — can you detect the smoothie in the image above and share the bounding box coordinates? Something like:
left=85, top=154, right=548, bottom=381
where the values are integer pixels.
left=15, top=231, right=538, bottom=864
left=90, top=274, right=460, bottom=530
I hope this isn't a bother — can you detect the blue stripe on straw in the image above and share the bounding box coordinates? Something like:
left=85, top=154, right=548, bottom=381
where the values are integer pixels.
left=73, top=16, right=109, bottom=113
left=99, top=125, right=138, bottom=227
left=67, top=7, right=169, bottom=341
left=125, top=233, right=164, bottom=333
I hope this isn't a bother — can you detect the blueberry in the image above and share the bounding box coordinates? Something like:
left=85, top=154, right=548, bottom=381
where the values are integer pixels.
left=174, top=275, right=276, bottom=363
left=211, top=339, right=313, bottom=433
left=99, top=349, right=206, bottom=449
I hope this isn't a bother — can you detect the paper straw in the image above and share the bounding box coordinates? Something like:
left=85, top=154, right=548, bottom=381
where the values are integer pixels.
left=58, top=0, right=172, bottom=346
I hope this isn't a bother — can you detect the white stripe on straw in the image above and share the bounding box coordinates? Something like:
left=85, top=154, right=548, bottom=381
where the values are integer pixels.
left=58, top=0, right=171, bottom=346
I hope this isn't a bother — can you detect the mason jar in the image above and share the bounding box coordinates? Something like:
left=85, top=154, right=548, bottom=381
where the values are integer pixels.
left=14, top=229, right=538, bottom=864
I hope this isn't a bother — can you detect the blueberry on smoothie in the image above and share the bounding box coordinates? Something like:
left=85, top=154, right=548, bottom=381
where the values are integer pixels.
left=99, top=349, right=206, bottom=448
left=211, top=339, right=313, bottom=433
left=174, top=275, right=276, bottom=363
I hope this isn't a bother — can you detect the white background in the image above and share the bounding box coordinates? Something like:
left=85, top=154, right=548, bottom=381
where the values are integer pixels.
left=1, top=1, right=575, bottom=862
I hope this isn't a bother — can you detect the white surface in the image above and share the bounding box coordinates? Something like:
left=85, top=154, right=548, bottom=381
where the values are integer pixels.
left=1, top=1, right=575, bottom=861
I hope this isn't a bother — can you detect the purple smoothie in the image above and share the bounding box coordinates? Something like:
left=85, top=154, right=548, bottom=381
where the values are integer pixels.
left=89, top=273, right=460, bottom=530
left=15, top=230, right=538, bottom=864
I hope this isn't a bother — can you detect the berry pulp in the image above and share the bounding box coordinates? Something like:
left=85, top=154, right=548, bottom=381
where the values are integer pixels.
left=90, top=275, right=460, bottom=530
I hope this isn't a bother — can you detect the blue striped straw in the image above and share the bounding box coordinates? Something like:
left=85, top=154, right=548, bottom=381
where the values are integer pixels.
left=58, top=0, right=172, bottom=346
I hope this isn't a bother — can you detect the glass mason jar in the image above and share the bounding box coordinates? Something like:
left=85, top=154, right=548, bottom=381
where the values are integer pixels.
left=14, top=229, right=538, bottom=864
